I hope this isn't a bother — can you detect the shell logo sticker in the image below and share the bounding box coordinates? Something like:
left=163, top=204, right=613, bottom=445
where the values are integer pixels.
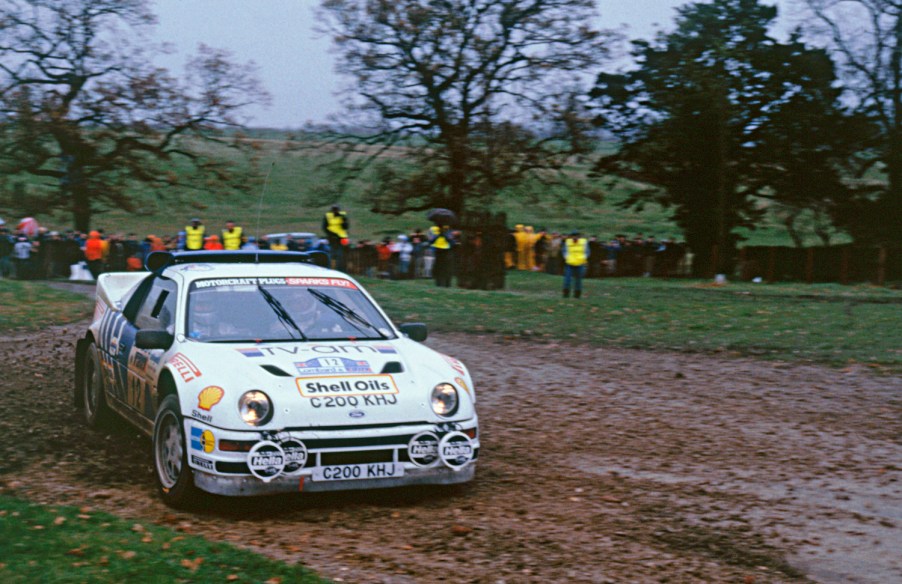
left=197, top=386, right=224, bottom=411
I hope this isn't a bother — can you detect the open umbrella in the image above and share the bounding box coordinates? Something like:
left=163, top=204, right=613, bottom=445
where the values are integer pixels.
left=426, top=208, right=458, bottom=226
left=17, top=217, right=39, bottom=237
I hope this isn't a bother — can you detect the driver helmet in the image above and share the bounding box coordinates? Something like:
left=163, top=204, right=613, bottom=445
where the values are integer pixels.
left=190, top=293, right=219, bottom=338
left=289, top=290, right=320, bottom=330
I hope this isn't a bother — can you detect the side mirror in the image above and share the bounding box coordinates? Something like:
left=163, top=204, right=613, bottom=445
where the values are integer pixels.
left=135, top=329, right=174, bottom=350
left=398, top=322, right=427, bottom=342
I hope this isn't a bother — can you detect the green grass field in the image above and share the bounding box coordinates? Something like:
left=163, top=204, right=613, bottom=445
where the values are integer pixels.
left=0, top=496, right=328, bottom=584
left=3, top=136, right=847, bottom=247
left=363, top=271, right=902, bottom=373
left=0, top=280, right=93, bottom=331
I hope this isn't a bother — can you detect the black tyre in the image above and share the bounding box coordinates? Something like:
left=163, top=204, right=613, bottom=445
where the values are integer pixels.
left=83, top=343, right=112, bottom=428
left=153, top=394, right=200, bottom=509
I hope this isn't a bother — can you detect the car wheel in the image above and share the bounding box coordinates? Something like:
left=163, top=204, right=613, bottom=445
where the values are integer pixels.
left=83, top=343, right=112, bottom=428
left=153, top=394, right=199, bottom=509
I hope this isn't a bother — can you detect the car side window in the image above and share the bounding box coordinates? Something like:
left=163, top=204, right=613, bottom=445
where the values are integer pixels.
left=134, top=278, right=178, bottom=332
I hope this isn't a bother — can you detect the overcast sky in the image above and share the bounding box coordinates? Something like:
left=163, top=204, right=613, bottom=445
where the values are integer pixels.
left=151, top=0, right=801, bottom=128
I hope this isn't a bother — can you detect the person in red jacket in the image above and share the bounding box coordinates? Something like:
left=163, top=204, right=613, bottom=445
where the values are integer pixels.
left=203, top=234, right=224, bottom=250
left=84, top=230, right=105, bottom=280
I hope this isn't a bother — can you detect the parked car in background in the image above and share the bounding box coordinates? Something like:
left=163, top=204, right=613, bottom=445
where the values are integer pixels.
left=264, top=232, right=319, bottom=250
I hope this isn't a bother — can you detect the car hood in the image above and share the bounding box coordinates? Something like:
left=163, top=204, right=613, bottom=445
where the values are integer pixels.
left=173, top=337, right=474, bottom=428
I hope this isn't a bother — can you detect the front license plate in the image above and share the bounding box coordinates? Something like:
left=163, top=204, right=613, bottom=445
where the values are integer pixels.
left=312, top=463, right=405, bottom=482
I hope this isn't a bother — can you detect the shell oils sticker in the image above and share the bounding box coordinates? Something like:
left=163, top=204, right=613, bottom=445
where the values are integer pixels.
left=454, top=376, right=471, bottom=397
left=170, top=353, right=202, bottom=383
left=197, top=386, right=224, bottom=411
left=190, top=427, right=215, bottom=454
left=296, top=375, right=399, bottom=398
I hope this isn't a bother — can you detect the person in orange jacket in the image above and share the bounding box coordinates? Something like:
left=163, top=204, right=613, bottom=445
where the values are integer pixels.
left=84, top=230, right=105, bottom=280
left=203, top=234, right=224, bottom=250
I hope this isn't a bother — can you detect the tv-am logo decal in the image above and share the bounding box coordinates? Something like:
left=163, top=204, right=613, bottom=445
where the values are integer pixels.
left=170, top=353, right=202, bottom=382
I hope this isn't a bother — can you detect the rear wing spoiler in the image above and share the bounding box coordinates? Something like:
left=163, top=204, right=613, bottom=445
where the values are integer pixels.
left=145, top=250, right=330, bottom=273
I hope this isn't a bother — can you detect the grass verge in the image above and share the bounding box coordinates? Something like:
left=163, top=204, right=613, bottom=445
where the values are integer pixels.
left=0, top=495, right=329, bottom=584
left=0, top=280, right=94, bottom=331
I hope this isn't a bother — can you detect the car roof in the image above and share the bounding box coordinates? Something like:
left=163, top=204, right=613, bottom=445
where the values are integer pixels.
left=148, top=251, right=344, bottom=284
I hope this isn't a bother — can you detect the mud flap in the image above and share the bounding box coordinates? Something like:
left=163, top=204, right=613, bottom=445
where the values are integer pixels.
left=74, top=337, right=88, bottom=409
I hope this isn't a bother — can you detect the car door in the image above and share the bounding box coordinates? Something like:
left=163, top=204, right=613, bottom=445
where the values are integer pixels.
left=126, top=277, right=178, bottom=420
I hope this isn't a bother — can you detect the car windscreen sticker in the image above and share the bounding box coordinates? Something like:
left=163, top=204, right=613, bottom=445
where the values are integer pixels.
left=296, top=374, right=399, bottom=397
left=285, top=277, right=357, bottom=289
left=295, top=357, right=372, bottom=375
left=194, top=277, right=356, bottom=289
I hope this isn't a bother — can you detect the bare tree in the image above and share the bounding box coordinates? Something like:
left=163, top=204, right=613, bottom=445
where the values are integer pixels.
left=0, top=0, right=269, bottom=231
left=315, top=0, right=613, bottom=216
left=802, top=0, right=902, bottom=243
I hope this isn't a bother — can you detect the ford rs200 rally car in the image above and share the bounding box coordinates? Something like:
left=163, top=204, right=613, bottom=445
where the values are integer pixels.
left=74, top=250, right=479, bottom=508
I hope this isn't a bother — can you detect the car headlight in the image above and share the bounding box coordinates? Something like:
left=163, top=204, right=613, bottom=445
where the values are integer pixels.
left=238, top=390, right=273, bottom=426
left=431, top=383, right=458, bottom=417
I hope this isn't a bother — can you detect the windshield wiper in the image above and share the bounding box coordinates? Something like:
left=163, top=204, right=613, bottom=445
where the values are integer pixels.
left=257, top=285, right=307, bottom=341
left=307, top=288, right=388, bottom=339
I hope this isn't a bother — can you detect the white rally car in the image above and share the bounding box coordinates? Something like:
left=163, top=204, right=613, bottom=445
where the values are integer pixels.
left=74, top=251, right=478, bottom=508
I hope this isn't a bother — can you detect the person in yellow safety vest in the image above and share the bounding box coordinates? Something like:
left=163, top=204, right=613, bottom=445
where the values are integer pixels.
left=429, top=224, right=456, bottom=287
left=562, top=230, right=590, bottom=298
left=322, top=204, right=349, bottom=271
left=222, top=220, right=243, bottom=251
left=184, top=218, right=205, bottom=251
left=513, top=225, right=527, bottom=269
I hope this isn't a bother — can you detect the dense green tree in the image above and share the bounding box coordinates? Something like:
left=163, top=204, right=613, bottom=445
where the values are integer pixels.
left=592, top=0, right=857, bottom=275
left=0, top=0, right=268, bottom=231
left=316, top=0, right=612, bottom=217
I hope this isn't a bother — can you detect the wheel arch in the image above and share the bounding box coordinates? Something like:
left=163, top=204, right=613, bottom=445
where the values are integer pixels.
left=156, top=368, right=178, bottom=412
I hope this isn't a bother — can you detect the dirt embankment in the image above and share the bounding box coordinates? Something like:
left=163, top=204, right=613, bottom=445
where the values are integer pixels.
left=1, top=324, right=900, bottom=583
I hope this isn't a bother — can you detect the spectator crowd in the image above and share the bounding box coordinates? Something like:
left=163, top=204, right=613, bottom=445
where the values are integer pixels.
left=0, top=216, right=688, bottom=286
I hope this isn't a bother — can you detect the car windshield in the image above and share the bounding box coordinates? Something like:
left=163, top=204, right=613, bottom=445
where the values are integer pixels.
left=186, top=276, right=396, bottom=342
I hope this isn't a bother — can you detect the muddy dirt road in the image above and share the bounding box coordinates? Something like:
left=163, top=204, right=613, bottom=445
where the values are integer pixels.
left=1, top=322, right=900, bottom=583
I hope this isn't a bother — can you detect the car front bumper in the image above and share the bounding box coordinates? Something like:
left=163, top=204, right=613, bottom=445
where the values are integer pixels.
left=185, top=418, right=479, bottom=496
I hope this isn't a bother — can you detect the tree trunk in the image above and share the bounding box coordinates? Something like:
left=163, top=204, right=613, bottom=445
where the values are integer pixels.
left=71, top=183, right=91, bottom=232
